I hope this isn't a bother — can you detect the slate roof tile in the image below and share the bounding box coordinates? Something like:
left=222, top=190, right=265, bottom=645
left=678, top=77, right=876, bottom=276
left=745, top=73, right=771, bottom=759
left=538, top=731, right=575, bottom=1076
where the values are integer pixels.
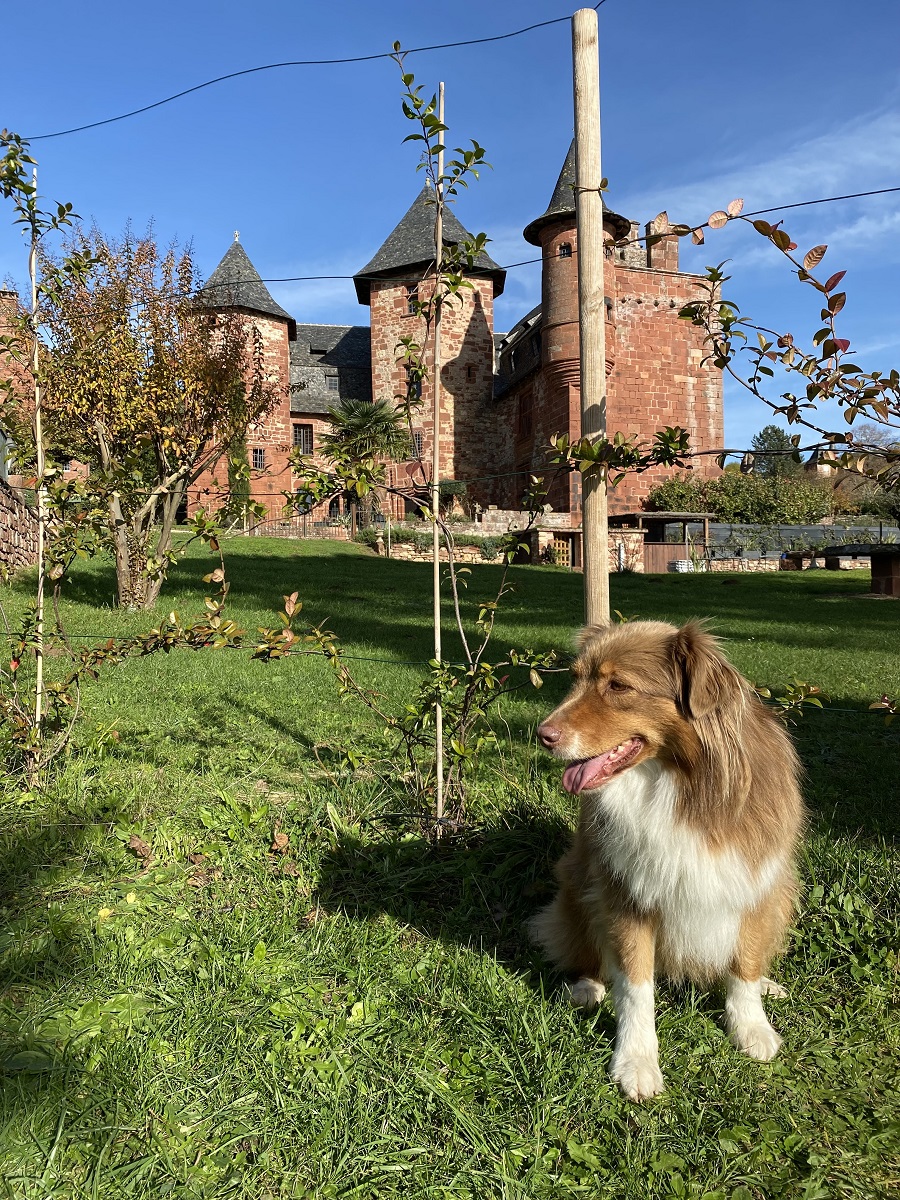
left=523, top=139, right=631, bottom=245
left=197, top=240, right=297, bottom=338
left=354, top=186, right=505, bottom=303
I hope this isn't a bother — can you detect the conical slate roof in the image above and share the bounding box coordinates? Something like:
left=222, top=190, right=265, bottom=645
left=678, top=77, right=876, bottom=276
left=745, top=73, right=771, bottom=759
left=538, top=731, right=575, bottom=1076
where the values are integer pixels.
left=354, top=187, right=506, bottom=304
left=198, top=240, right=296, bottom=339
left=523, top=139, right=631, bottom=246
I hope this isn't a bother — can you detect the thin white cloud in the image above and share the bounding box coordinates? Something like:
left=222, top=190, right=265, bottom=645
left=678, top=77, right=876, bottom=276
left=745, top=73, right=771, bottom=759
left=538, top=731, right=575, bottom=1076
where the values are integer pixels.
left=714, top=201, right=900, bottom=274
left=618, top=108, right=900, bottom=227
left=263, top=248, right=368, bottom=325
left=486, top=222, right=542, bottom=331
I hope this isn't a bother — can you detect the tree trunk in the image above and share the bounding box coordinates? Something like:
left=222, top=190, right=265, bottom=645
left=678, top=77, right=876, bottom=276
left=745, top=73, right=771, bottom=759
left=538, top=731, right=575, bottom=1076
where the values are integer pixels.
left=114, top=533, right=152, bottom=610
left=109, top=507, right=153, bottom=610
left=109, top=483, right=185, bottom=609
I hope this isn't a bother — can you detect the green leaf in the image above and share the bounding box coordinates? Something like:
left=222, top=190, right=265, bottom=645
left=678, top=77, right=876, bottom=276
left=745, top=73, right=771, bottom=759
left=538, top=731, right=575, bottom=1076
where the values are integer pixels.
left=1, top=1050, right=55, bottom=1073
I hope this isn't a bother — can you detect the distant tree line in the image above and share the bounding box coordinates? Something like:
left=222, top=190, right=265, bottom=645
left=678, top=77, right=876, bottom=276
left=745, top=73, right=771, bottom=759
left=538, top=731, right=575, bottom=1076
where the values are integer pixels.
left=647, top=424, right=900, bottom=524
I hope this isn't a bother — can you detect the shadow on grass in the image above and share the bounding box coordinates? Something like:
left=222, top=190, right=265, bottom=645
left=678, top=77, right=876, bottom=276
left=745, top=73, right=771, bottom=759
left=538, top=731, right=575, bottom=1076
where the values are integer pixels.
left=314, top=802, right=571, bottom=981
left=0, top=809, right=97, bottom=1095
left=311, top=686, right=897, bottom=988
left=13, top=543, right=899, bottom=673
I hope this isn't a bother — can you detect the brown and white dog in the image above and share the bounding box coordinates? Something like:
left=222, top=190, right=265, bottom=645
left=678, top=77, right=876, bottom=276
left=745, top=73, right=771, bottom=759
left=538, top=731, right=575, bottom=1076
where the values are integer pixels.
left=530, top=619, right=804, bottom=1101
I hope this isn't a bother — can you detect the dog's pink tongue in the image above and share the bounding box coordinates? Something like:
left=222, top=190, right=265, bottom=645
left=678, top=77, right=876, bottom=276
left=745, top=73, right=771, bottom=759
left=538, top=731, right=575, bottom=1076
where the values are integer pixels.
left=562, top=752, right=617, bottom=795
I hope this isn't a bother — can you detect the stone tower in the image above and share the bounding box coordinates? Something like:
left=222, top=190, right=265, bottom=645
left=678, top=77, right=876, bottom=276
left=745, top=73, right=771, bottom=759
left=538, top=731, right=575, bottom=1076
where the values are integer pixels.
left=520, top=140, right=631, bottom=515
left=496, top=139, right=723, bottom=518
left=353, top=188, right=506, bottom=513
left=192, top=237, right=295, bottom=511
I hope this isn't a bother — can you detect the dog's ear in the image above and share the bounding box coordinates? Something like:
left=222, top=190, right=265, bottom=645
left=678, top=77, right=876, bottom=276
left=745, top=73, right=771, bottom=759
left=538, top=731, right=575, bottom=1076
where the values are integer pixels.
left=671, top=621, right=740, bottom=719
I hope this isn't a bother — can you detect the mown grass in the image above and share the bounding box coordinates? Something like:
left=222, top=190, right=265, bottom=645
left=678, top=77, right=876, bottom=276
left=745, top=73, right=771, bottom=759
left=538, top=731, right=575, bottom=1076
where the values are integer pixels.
left=0, top=539, right=897, bottom=1198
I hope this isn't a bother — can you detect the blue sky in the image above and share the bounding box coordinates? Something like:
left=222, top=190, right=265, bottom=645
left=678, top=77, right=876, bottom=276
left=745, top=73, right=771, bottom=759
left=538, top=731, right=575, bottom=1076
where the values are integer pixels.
left=2, top=0, right=898, bottom=452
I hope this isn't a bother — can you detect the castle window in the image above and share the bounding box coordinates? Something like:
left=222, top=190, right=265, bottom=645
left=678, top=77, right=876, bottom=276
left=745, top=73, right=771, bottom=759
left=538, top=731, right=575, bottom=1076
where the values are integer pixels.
left=412, top=430, right=424, bottom=459
left=466, top=364, right=476, bottom=383
left=326, top=374, right=339, bottom=392
left=406, top=283, right=419, bottom=315
left=252, top=447, right=266, bottom=470
left=559, top=243, right=572, bottom=259
left=516, top=389, right=533, bottom=440
left=293, top=423, right=313, bottom=454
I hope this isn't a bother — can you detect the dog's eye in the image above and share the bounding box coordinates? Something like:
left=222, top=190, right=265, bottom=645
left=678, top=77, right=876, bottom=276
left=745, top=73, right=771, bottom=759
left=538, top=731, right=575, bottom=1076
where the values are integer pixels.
left=607, top=679, right=630, bottom=693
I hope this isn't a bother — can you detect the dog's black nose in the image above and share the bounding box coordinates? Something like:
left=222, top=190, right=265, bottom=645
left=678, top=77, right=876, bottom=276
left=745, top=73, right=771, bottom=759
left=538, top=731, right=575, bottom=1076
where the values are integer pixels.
left=537, top=722, right=562, bottom=748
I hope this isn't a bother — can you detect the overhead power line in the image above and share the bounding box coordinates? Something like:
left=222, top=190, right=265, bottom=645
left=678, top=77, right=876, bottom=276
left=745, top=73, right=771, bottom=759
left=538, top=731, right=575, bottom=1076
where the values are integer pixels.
left=5, top=177, right=892, bottom=320
left=180, top=182, right=897, bottom=295
left=26, top=3, right=614, bottom=141
left=26, top=12, right=584, bottom=141
left=187, top=182, right=900, bottom=295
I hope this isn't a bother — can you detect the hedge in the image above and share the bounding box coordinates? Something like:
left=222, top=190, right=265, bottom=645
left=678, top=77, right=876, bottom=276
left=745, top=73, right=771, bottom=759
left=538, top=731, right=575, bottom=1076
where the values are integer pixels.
left=647, top=473, right=833, bottom=524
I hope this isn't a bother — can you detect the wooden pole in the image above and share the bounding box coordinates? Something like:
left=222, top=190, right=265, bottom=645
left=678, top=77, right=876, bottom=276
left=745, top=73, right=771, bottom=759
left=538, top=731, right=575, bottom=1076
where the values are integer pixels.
left=572, top=7, right=610, bottom=625
left=432, top=82, right=445, bottom=827
left=29, top=166, right=45, bottom=728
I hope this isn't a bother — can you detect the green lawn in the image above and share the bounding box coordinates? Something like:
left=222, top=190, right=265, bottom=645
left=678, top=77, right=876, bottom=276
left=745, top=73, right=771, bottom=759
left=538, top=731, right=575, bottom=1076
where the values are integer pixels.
left=0, top=539, right=897, bottom=1198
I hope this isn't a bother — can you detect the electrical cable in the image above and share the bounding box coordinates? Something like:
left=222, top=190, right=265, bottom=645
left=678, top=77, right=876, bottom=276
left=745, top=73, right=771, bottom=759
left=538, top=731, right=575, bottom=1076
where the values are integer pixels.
left=27, top=177, right=892, bottom=321
left=25, top=11, right=585, bottom=142
left=186, top=183, right=900, bottom=292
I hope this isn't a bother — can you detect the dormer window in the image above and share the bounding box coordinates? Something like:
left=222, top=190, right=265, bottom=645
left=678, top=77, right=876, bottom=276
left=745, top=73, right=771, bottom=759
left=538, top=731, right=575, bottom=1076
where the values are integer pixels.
left=559, top=243, right=573, bottom=259
left=326, top=375, right=339, bottom=392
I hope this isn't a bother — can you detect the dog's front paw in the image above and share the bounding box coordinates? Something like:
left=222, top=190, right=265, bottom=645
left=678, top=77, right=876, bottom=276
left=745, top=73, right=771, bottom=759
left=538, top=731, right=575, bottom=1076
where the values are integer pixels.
left=567, top=976, right=606, bottom=1010
left=610, top=1052, right=665, bottom=1101
left=730, top=1020, right=782, bottom=1061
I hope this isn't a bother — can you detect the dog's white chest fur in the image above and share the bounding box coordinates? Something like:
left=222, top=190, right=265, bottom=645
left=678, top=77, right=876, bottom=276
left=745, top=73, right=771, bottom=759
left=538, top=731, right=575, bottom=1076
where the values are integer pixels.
left=589, top=761, right=779, bottom=975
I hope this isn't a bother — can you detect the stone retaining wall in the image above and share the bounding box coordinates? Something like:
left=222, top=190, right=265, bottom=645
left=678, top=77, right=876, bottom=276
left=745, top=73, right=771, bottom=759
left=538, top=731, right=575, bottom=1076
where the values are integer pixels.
left=0, top=481, right=38, bottom=573
left=706, top=557, right=780, bottom=573
left=377, top=540, right=497, bottom=565
left=478, top=508, right=575, bottom=534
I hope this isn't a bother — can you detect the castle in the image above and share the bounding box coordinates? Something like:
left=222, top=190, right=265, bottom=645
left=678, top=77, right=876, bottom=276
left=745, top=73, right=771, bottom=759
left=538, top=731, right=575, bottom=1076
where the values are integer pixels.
left=155, top=142, right=727, bottom=527
left=193, top=141, right=722, bottom=526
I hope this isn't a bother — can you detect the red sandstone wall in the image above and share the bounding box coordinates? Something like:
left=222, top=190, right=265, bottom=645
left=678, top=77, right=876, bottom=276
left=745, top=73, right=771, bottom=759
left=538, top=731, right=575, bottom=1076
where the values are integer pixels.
left=368, top=276, right=500, bottom=516
left=499, top=219, right=619, bottom=520
left=188, top=311, right=294, bottom=517
left=608, top=265, right=723, bottom=514
left=495, top=237, right=722, bottom=520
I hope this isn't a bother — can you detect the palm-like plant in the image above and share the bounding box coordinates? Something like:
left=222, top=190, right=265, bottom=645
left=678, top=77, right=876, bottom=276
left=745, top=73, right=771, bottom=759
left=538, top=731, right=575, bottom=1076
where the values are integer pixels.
left=321, top=398, right=412, bottom=464
left=320, top=398, right=412, bottom=531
